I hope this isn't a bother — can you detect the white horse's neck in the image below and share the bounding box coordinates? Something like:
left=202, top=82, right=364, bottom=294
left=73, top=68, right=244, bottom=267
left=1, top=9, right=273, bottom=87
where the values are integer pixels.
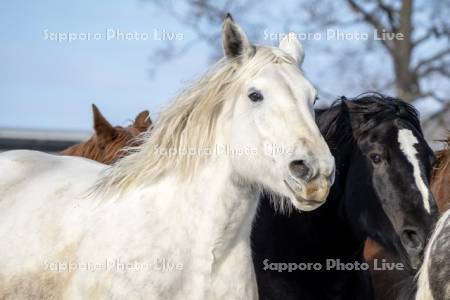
left=179, top=153, right=260, bottom=257
left=134, top=144, right=260, bottom=298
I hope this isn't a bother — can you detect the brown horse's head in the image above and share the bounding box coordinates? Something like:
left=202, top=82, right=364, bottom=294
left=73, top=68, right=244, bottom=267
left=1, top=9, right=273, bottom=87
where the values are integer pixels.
left=61, top=104, right=151, bottom=164
left=431, top=134, right=450, bottom=213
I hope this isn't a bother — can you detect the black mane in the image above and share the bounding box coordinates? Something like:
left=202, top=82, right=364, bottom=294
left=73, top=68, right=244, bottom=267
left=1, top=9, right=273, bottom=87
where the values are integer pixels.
left=316, top=93, right=422, bottom=151
left=252, top=93, right=436, bottom=300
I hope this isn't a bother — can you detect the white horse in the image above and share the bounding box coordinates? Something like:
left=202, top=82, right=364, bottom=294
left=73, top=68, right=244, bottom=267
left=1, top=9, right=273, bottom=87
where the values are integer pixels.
left=0, top=15, right=334, bottom=299
left=415, top=209, right=450, bottom=300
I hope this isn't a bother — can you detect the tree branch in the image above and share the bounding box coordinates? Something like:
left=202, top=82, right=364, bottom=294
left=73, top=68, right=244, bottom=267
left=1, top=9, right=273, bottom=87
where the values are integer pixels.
left=420, top=90, right=450, bottom=103
left=413, top=26, right=438, bottom=48
left=421, top=102, right=450, bottom=128
left=415, top=48, right=450, bottom=71
left=418, top=65, right=450, bottom=78
left=376, top=0, right=398, bottom=31
left=345, top=0, right=393, bottom=53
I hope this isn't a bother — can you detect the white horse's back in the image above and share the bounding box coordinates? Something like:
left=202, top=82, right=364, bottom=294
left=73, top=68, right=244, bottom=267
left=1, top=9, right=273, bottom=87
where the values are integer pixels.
left=0, top=150, right=104, bottom=253
left=0, top=150, right=105, bottom=298
left=0, top=150, right=249, bottom=299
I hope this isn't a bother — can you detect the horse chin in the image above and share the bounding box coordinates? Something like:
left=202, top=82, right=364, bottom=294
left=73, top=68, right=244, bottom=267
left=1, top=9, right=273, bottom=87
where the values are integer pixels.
left=291, top=197, right=325, bottom=212
left=284, top=176, right=330, bottom=212
left=405, top=250, right=422, bottom=270
left=408, top=255, right=421, bottom=270
left=392, top=240, right=422, bottom=271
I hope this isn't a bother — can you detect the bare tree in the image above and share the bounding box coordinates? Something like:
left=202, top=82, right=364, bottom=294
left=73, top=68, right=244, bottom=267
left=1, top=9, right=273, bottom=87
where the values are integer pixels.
left=146, top=0, right=450, bottom=104
left=146, top=0, right=267, bottom=67
left=344, top=0, right=449, bottom=102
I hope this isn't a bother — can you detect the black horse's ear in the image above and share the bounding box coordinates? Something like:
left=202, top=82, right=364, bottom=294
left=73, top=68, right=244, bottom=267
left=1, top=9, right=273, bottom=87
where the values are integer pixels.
left=342, top=99, right=367, bottom=134
left=222, top=13, right=255, bottom=60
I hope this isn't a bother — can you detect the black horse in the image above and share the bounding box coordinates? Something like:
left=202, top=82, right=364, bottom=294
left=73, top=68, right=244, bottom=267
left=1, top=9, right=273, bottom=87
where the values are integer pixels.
left=252, top=94, right=438, bottom=299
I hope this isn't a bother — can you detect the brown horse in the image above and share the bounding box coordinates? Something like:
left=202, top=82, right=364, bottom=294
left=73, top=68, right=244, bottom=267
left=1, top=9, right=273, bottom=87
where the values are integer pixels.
left=365, top=134, right=450, bottom=300
left=61, top=104, right=151, bottom=164
left=431, top=135, right=450, bottom=212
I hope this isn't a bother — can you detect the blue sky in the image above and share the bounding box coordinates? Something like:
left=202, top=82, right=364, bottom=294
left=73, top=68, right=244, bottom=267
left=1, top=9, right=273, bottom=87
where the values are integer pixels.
left=0, top=0, right=210, bottom=130
left=0, top=0, right=444, bottom=131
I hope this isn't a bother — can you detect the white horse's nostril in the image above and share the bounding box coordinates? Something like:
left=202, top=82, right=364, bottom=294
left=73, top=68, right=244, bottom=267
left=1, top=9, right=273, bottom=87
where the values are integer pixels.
left=289, top=160, right=313, bottom=182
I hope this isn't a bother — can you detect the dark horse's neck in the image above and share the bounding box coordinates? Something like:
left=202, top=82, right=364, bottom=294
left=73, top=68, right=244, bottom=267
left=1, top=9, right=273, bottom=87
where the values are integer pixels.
left=251, top=106, right=373, bottom=300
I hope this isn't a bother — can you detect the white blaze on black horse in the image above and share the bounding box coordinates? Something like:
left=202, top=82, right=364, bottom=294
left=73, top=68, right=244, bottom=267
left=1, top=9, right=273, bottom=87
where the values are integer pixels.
left=252, top=94, right=438, bottom=300
left=398, top=129, right=433, bottom=214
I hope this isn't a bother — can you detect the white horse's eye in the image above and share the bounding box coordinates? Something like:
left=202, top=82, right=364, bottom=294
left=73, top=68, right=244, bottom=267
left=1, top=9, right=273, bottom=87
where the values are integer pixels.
left=248, top=91, right=264, bottom=102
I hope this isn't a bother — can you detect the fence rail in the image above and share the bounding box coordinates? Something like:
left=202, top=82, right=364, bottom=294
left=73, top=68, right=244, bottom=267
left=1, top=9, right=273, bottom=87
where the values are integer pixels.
left=0, top=128, right=90, bottom=153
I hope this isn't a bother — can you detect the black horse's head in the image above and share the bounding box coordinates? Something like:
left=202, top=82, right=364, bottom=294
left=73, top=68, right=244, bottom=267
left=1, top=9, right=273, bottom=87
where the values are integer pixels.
left=318, top=94, right=438, bottom=270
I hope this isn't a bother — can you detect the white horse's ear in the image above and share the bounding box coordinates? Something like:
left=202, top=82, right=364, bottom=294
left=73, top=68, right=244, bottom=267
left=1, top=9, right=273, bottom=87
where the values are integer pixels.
left=222, top=13, right=255, bottom=60
left=279, top=33, right=304, bottom=66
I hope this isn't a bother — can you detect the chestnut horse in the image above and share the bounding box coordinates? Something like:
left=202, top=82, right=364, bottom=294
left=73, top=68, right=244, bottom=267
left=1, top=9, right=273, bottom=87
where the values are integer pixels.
left=431, top=135, right=450, bottom=212
left=61, top=104, right=151, bottom=164
left=365, top=134, right=450, bottom=300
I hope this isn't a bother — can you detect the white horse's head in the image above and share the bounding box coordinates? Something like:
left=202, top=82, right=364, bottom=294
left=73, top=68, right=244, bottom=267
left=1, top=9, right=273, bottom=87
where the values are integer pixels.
left=98, top=15, right=334, bottom=212
left=222, top=15, right=334, bottom=211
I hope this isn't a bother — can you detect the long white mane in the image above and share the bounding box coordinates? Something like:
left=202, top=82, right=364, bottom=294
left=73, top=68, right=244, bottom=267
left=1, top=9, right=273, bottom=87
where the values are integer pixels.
left=96, top=47, right=295, bottom=194
left=0, top=15, right=337, bottom=299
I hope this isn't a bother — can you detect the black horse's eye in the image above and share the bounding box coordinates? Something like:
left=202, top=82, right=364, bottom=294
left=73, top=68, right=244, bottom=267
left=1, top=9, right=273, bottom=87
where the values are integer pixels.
left=370, top=153, right=382, bottom=164
left=248, top=91, right=264, bottom=102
